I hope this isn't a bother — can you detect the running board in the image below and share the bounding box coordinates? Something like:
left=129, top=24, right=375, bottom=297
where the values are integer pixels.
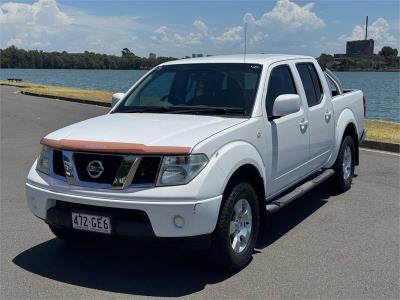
left=266, top=169, right=335, bottom=213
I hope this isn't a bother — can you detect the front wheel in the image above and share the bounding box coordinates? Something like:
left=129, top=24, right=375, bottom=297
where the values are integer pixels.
left=332, top=135, right=355, bottom=192
left=211, top=182, right=260, bottom=271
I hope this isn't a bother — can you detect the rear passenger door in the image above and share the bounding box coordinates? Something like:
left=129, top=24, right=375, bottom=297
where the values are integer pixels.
left=295, top=62, right=334, bottom=170
left=264, top=63, right=311, bottom=196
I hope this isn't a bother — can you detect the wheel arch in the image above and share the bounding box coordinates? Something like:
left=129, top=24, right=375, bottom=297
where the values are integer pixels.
left=326, top=108, right=360, bottom=168
left=211, top=141, right=267, bottom=224
left=222, top=163, right=266, bottom=223
left=343, top=122, right=359, bottom=165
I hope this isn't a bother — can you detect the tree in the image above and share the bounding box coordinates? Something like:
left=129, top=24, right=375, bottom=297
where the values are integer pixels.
left=317, top=53, right=334, bottom=68
left=378, top=46, right=398, bottom=59
left=0, top=46, right=176, bottom=69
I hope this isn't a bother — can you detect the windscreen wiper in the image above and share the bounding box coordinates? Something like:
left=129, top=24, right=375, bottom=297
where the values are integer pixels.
left=116, top=106, right=247, bottom=115
left=171, top=107, right=247, bottom=115
left=117, top=106, right=179, bottom=113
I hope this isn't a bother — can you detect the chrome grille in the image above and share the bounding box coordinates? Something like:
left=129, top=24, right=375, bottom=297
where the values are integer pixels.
left=74, top=152, right=123, bottom=184
left=51, top=149, right=161, bottom=189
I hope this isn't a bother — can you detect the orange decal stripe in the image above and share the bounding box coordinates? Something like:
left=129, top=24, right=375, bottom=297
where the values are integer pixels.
left=40, top=138, right=191, bottom=155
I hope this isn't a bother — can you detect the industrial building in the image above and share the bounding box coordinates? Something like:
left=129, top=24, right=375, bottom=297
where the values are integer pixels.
left=335, top=16, right=374, bottom=57
left=346, top=39, right=374, bottom=56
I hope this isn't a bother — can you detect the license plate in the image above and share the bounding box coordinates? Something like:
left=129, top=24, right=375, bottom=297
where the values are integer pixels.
left=71, top=212, right=111, bottom=234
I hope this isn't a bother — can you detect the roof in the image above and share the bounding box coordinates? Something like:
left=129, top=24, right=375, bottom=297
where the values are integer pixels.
left=161, top=54, right=314, bottom=66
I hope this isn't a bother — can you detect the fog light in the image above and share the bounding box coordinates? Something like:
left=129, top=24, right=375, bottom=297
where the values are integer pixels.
left=173, top=215, right=185, bottom=228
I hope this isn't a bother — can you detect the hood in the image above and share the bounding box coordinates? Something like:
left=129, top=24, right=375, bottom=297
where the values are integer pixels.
left=42, top=113, right=246, bottom=154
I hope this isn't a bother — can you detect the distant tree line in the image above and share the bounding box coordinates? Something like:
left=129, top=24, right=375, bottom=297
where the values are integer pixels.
left=2, top=45, right=399, bottom=71
left=0, top=46, right=177, bottom=69
left=317, top=46, right=399, bottom=71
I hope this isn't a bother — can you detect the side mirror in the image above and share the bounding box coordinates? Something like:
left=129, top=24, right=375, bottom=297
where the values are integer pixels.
left=111, top=92, right=125, bottom=108
left=272, top=94, right=301, bottom=118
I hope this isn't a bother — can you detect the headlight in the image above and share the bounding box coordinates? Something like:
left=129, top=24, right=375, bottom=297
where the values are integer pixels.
left=156, top=154, right=208, bottom=186
left=36, top=145, right=50, bottom=175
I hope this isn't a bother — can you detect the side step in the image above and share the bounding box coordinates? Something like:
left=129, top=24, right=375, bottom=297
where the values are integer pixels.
left=266, top=169, right=335, bottom=213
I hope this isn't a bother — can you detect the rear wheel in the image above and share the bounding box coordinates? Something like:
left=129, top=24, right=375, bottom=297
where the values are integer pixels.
left=332, top=135, right=355, bottom=192
left=211, top=182, right=260, bottom=271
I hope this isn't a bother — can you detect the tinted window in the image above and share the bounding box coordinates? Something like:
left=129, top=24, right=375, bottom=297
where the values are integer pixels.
left=244, top=72, right=259, bottom=89
left=138, top=71, right=175, bottom=106
left=115, top=63, right=262, bottom=116
left=265, top=65, right=297, bottom=116
left=296, top=63, right=323, bottom=107
left=308, top=64, right=323, bottom=101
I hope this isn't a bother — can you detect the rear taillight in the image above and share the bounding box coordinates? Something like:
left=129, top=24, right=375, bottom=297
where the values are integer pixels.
left=363, top=95, right=366, bottom=117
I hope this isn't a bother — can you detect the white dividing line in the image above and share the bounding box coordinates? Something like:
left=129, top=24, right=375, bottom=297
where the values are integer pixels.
left=360, top=148, right=400, bottom=157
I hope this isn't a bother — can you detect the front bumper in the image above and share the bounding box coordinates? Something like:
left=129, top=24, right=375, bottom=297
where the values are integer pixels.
left=26, top=182, right=222, bottom=238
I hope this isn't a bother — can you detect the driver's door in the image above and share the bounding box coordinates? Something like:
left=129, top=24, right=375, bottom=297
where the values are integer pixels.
left=264, top=63, right=310, bottom=196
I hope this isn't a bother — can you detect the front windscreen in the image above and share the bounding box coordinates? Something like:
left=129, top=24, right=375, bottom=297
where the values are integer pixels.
left=113, top=63, right=262, bottom=117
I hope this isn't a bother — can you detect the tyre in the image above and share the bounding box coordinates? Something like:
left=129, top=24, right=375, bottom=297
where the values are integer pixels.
left=211, top=182, right=260, bottom=271
left=332, top=135, right=355, bottom=192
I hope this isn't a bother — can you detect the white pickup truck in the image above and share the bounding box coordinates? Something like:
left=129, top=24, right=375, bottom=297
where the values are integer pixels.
left=26, top=54, right=366, bottom=270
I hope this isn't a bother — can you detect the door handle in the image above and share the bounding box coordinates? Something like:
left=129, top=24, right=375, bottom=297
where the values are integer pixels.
left=299, top=118, right=308, bottom=132
left=324, top=110, right=332, bottom=122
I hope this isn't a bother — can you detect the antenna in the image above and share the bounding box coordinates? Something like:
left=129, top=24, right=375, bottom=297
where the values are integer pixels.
left=244, top=22, right=247, bottom=63
left=365, top=16, right=368, bottom=40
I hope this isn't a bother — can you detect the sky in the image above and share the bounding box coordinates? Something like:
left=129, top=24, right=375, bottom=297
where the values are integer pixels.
left=0, top=0, right=399, bottom=58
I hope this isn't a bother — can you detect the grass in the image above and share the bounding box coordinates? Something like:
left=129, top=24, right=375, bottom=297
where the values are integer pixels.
left=1, top=80, right=399, bottom=144
left=365, top=120, right=400, bottom=144
left=0, top=80, right=113, bottom=103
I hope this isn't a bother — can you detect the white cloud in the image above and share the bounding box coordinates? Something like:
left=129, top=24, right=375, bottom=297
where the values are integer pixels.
left=0, top=0, right=143, bottom=54
left=0, top=0, right=327, bottom=56
left=338, top=17, right=398, bottom=50
left=1, top=0, right=72, bottom=48
left=212, top=26, right=243, bottom=44
left=193, top=20, right=208, bottom=36
left=244, top=0, right=325, bottom=30
left=174, top=32, right=203, bottom=45
left=208, top=0, right=325, bottom=51
left=152, top=26, right=170, bottom=42
left=152, top=20, right=208, bottom=47
left=249, top=32, right=268, bottom=45
left=0, top=0, right=70, bottom=26
left=155, top=1, right=323, bottom=49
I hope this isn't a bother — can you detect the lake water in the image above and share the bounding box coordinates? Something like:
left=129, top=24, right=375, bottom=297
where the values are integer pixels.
left=1, top=68, right=399, bottom=122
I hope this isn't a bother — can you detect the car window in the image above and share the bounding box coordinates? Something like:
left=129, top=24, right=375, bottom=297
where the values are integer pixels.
left=115, top=63, right=263, bottom=116
left=245, top=72, right=259, bottom=89
left=184, top=74, right=198, bottom=102
left=308, top=64, right=323, bottom=102
left=128, top=71, right=175, bottom=106
left=296, top=63, right=323, bottom=107
left=265, top=65, right=297, bottom=117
